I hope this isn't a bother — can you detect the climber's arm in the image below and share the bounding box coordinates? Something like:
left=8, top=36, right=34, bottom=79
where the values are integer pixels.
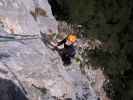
left=51, top=38, right=67, bottom=49
left=57, top=38, right=67, bottom=46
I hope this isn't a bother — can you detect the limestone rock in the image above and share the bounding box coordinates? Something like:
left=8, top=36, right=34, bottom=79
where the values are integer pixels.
left=0, top=0, right=98, bottom=100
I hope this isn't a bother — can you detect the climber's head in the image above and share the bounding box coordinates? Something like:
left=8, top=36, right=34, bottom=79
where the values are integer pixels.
left=67, top=34, right=77, bottom=44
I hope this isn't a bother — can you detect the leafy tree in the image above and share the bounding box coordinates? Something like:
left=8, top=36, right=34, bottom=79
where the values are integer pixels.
left=49, top=0, right=133, bottom=99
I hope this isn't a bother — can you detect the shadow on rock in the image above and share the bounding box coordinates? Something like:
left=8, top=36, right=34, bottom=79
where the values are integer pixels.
left=0, top=68, right=8, bottom=74
left=0, top=53, right=10, bottom=59
left=0, top=78, right=28, bottom=100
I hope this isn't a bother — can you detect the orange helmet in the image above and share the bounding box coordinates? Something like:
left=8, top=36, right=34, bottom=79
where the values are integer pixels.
left=67, top=34, right=77, bottom=43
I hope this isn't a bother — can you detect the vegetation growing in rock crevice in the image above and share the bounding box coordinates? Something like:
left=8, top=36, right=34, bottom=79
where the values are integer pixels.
left=49, top=0, right=133, bottom=100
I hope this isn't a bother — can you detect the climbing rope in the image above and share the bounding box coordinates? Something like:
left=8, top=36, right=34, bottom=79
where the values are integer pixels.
left=0, top=34, right=41, bottom=42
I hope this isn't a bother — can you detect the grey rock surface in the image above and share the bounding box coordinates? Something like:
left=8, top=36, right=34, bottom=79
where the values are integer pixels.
left=0, top=0, right=98, bottom=100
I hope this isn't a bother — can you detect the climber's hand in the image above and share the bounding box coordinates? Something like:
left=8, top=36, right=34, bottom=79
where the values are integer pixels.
left=50, top=42, right=58, bottom=49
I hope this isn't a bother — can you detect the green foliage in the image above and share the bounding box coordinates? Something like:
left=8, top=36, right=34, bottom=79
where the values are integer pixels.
left=49, top=0, right=133, bottom=99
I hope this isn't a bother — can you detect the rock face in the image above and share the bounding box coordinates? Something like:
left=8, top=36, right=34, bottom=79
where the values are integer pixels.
left=0, top=0, right=97, bottom=100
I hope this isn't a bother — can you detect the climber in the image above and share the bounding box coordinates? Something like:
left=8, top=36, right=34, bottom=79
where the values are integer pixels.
left=53, top=34, right=77, bottom=66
